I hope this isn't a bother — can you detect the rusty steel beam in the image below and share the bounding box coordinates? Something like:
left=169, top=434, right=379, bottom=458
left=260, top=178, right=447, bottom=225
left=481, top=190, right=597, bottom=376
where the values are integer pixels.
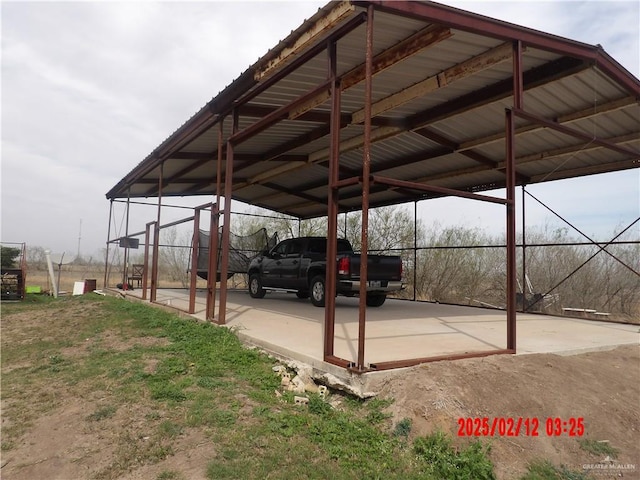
left=305, top=57, right=587, bottom=166
left=150, top=162, right=163, bottom=303
left=367, top=349, right=515, bottom=371
left=122, top=192, right=131, bottom=289
left=414, top=127, right=498, bottom=168
left=142, top=222, right=153, bottom=300
left=229, top=80, right=332, bottom=147
left=363, top=0, right=638, bottom=90
left=240, top=103, right=394, bottom=127
left=407, top=56, right=586, bottom=129
left=351, top=41, right=514, bottom=124
left=207, top=204, right=219, bottom=322
left=188, top=208, right=201, bottom=314
left=292, top=25, right=452, bottom=119
left=238, top=11, right=366, bottom=108
left=324, top=355, right=352, bottom=369
left=372, top=175, right=508, bottom=204
left=529, top=157, right=639, bottom=183
left=356, top=4, right=375, bottom=372
left=255, top=2, right=357, bottom=80
left=144, top=152, right=263, bottom=196
left=521, top=186, right=527, bottom=313
left=206, top=118, right=226, bottom=322
left=218, top=110, right=239, bottom=325
left=344, top=25, right=451, bottom=90
left=459, top=95, right=638, bottom=152
left=411, top=132, right=637, bottom=188
left=325, top=39, right=340, bottom=361
left=512, top=107, right=640, bottom=159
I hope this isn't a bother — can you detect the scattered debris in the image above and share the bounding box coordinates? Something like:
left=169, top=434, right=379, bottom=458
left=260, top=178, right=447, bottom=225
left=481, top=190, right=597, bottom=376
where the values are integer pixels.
left=318, top=385, right=328, bottom=400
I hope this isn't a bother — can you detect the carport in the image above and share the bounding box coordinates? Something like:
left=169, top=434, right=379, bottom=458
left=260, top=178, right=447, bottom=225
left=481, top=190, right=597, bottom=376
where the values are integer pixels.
left=106, top=1, right=640, bottom=372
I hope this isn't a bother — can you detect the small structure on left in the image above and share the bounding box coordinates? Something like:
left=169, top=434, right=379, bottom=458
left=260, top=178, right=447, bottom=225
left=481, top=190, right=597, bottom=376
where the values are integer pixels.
left=1, top=242, right=27, bottom=301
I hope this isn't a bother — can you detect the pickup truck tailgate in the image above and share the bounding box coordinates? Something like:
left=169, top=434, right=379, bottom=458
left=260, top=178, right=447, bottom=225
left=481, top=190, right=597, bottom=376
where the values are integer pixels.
left=347, top=254, right=402, bottom=280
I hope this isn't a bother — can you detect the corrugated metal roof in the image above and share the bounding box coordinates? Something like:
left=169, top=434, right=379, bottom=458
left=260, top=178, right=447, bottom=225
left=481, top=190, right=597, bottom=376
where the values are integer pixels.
left=106, top=0, right=639, bottom=220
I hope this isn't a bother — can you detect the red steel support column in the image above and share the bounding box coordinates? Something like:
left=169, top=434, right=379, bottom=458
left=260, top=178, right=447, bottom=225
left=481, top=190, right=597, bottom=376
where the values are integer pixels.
left=413, top=200, right=418, bottom=301
left=188, top=207, right=201, bottom=314
left=521, top=186, right=527, bottom=312
left=142, top=222, right=152, bottom=300
left=122, top=191, right=131, bottom=289
left=506, top=40, right=522, bottom=351
left=357, top=4, right=374, bottom=370
left=103, top=199, right=113, bottom=288
left=207, top=121, right=224, bottom=321
left=208, top=205, right=219, bottom=321
left=218, top=111, right=238, bottom=325
left=325, top=39, right=340, bottom=360
left=151, top=162, right=163, bottom=303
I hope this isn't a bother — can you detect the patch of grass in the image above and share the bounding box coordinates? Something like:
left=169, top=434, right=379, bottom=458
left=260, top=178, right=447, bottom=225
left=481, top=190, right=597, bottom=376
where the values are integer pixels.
left=3, top=295, right=502, bottom=480
left=308, top=393, right=332, bottom=415
left=158, top=421, right=183, bottom=439
left=364, top=396, right=393, bottom=425
left=413, top=431, right=495, bottom=480
left=393, top=417, right=412, bottom=438
left=520, top=459, right=591, bottom=480
left=578, top=438, right=619, bottom=458
left=86, top=405, right=117, bottom=422
left=156, top=471, right=182, bottom=480
left=95, top=431, right=174, bottom=479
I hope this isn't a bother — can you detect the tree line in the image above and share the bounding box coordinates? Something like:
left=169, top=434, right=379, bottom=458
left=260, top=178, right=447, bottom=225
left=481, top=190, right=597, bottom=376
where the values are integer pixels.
left=231, top=205, right=639, bottom=320
left=22, top=205, right=639, bottom=320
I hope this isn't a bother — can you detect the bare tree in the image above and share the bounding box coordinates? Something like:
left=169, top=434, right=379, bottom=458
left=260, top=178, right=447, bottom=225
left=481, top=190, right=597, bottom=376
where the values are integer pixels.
left=158, top=227, right=192, bottom=287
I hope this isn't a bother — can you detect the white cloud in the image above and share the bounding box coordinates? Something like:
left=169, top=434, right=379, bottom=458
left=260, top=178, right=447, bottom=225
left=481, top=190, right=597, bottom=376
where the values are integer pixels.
left=1, top=0, right=638, bottom=256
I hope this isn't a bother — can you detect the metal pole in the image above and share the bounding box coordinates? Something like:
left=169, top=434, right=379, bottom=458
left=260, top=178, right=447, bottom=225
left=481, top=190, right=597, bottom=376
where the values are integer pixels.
left=506, top=40, right=523, bottom=352
left=325, top=38, right=340, bottom=360
left=357, top=4, right=374, bottom=370
left=103, top=199, right=113, bottom=288
left=142, top=222, right=152, bottom=300
left=414, top=200, right=418, bottom=301
left=189, top=207, right=201, bottom=314
left=219, top=110, right=238, bottom=324
left=521, top=185, right=527, bottom=312
left=208, top=120, right=224, bottom=321
left=123, top=190, right=131, bottom=289
left=151, top=162, right=163, bottom=302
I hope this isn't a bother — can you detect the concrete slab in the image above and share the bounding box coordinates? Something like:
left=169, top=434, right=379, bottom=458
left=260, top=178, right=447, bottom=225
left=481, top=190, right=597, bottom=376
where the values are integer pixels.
left=123, top=287, right=639, bottom=371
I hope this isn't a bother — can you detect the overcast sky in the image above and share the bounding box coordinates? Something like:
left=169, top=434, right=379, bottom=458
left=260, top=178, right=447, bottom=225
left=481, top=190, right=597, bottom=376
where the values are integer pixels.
left=1, top=1, right=638, bottom=258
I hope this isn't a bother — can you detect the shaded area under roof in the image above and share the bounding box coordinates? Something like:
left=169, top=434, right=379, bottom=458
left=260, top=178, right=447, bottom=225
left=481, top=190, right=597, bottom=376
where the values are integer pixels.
left=106, top=0, right=640, bottom=220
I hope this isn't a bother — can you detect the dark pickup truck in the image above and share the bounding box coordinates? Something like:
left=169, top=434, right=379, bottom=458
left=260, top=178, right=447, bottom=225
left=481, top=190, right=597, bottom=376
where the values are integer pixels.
left=247, top=236, right=403, bottom=307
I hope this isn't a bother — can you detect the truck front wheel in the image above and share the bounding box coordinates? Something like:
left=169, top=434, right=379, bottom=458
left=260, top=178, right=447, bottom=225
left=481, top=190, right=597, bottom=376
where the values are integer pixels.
left=249, top=273, right=266, bottom=299
left=310, top=275, right=325, bottom=307
left=366, top=293, right=386, bottom=307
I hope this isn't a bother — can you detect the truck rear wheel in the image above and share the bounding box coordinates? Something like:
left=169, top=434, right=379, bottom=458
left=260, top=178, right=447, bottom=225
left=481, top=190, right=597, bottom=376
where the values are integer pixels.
left=366, top=293, right=386, bottom=307
left=310, top=275, right=325, bottom=307
left=249, top=273, right=266, bottom=298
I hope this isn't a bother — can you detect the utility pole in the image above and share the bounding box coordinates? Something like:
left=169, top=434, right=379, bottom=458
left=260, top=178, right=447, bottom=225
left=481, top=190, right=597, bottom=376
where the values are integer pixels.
left=77, top=218, right=82, bottom=261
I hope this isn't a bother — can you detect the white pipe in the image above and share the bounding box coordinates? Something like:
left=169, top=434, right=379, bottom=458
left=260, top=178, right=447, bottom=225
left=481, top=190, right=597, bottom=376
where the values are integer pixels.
left=45, top=250, right=58, bottom=298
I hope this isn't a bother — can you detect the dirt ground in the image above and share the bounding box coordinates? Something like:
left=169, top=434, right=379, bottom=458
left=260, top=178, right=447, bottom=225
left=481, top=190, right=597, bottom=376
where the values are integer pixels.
left=370, top=344, right=640, bottom=479
left=1, top=300, right=638, bottom=480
